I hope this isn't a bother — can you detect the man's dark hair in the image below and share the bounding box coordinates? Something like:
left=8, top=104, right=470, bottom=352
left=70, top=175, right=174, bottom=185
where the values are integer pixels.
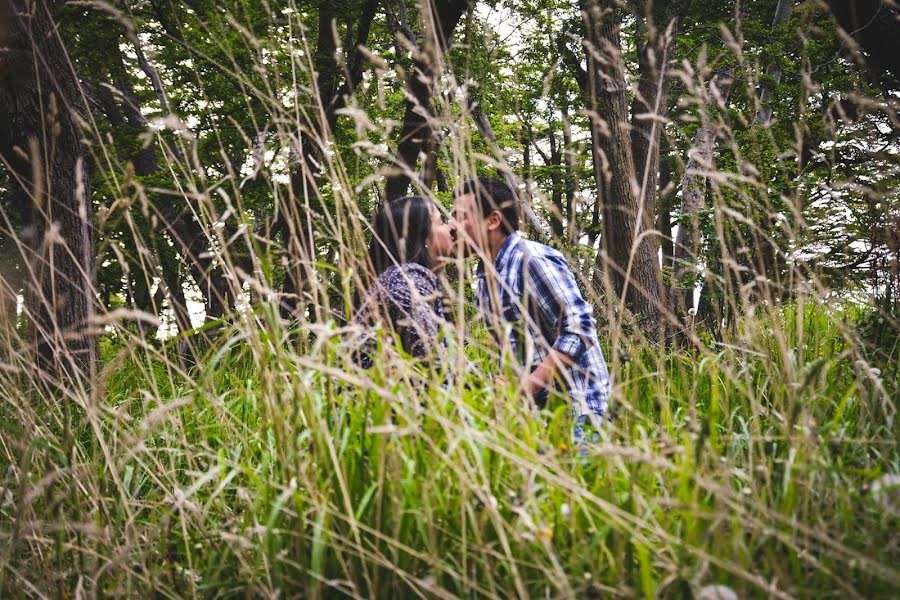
left=459, top=176, right=519, bottom=235
left=368, top=195, right=433, bottom=275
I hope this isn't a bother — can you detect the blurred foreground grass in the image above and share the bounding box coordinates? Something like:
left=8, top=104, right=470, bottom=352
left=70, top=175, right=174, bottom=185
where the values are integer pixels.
left=0, top=301, right=897, bottom=598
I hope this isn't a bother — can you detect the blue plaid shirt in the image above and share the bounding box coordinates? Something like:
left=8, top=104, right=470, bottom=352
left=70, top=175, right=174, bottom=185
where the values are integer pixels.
left=476, top=232, right=610, bottom=425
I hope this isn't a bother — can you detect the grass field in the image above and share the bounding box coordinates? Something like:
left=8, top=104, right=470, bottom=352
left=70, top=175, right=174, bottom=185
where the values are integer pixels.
left=1, top=298, right=896, bottom=598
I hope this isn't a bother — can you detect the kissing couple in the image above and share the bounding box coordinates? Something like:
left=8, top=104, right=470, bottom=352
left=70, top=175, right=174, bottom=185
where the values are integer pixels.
left=354, top=176, right=610, bottom=443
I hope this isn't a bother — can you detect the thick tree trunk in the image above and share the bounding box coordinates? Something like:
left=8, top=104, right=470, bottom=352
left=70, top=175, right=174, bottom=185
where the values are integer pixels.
left=384, top=0, right=469, bottom=200
left=0, top=0, right=97, bottom=382
left=754, top=0, right=794, bottom=125
left=582, top=0, right=666, bottom=335
left=630, top=15, right=678, bottom=258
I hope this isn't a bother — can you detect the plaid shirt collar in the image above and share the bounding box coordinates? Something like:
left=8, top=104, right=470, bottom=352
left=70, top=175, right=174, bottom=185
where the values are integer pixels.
left=476, top=232, right=521, bottom=277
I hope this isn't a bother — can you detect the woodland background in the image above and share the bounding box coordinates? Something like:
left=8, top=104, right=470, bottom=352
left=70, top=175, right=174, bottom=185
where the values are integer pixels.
left=0, top=0, right=897, bottom=597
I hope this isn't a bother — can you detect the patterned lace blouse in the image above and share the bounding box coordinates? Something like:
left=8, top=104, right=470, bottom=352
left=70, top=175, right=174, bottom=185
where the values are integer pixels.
left=353, top=263, right=447, bottom=368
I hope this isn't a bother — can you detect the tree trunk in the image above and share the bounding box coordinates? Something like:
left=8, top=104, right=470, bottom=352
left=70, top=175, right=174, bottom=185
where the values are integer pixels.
left=548, top=126, right=565, bottom=239
left=472, top=105, right=544, bottom=234
left=282, top=0, right=380, bottom=322
left=0, top=227, right=24, bottom=336
left=672, top=70, right=735, bottom=317
left=586, top=117, right=607, bottom=252
left=158, top=248, right=193, bottom=336
left=96, top=35, right=221, bottom=333
left=751, top=0, right=793, bottom=301
left=582, top=0, right=666, bottom=335
left=0, top=0, right=97, bottom=382
left=384, top=0, right=469, bottom=200
left=561, top=107, right=578, bottom=244
left=630, top=15, right=678, bottom=259
left=827, top=0, right=900, bottom=82
left=658, top=145, right=674, bottom=272
left=754, top=0, right=794, bottom=125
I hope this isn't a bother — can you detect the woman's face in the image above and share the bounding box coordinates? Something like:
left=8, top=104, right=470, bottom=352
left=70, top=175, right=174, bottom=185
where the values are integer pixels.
left=426, top=205, right=453, bottom=264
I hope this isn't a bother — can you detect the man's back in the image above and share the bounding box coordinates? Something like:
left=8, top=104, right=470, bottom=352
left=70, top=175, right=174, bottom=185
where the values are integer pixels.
left=476, top=232, right=610, bottom=423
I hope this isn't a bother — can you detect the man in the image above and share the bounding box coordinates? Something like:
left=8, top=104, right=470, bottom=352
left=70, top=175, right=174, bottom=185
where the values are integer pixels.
left=449, top=176, right=610, bottom=440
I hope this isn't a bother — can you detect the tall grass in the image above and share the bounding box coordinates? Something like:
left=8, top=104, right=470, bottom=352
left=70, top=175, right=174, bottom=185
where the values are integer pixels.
left=1, top=301, right=896, bottom=597
left=1, top=1, right=898, bottom=597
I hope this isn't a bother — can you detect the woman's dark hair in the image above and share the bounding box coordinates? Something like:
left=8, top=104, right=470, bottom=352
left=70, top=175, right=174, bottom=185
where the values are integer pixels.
left=368, top=195, right=433, bottom=275
left=458, top=176, right=519, bottom=235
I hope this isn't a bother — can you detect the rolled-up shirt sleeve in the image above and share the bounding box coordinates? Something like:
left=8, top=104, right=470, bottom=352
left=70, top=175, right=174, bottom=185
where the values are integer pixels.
left=525, top=253, right=596, bottom=361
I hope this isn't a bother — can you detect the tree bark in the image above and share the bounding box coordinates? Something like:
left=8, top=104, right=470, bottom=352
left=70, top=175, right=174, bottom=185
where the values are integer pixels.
left=658, top=144, right=674, bottom=272
left=672, top=70, right=735, bottom=317
left=630, top=14, right=678, bottom=258
left=548, top=125, right=565, bottom=239
left=0, top=0, right=97, bottom=382
left=561, top=106, right=578, bottom=243
left=282, top=0, right=380, bottom=322
left=582, top=0, right=667, bottom=335
left=384, top=0, right=470, bottom=200
left=753, top=0, right=794, bottom=126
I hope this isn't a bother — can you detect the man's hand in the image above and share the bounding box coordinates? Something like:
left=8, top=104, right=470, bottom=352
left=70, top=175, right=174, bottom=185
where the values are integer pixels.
left=496, top=372, right=549, bottom=401
left=523, top=371, right=548, bottom=397
left=494, top=349, right=574, bottom=399
left=523, top=349, right=575, bottom=398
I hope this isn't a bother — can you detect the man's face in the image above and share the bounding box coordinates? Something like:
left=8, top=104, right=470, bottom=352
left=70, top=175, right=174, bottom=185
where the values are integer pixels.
left=449, top=192, right=486, bottom=257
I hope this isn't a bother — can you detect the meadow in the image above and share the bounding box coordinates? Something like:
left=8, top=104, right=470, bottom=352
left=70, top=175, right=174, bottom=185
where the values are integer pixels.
left=1, top=297, right=896, bottom=597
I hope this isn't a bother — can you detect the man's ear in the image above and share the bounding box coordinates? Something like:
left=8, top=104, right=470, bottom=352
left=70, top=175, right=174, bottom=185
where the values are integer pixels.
left=486, top=210, right=502, bottom=232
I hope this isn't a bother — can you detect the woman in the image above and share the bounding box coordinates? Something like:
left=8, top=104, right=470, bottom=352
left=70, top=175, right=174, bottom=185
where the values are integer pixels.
left=353, top=195, right=453, bottom=368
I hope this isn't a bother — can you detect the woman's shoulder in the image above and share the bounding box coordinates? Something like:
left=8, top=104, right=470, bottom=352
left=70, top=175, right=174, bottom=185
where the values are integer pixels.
left=379, top=263, right=437, bottom=287
left=377, top=263, right=438, bottom=302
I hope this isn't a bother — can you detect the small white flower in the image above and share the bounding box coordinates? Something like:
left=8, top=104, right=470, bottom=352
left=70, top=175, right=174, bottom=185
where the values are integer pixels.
left=560, top=502, right=571, bottom=518
left=870, top=474, right=900, bottom=510
left=697, top=585, right=738, bottom=600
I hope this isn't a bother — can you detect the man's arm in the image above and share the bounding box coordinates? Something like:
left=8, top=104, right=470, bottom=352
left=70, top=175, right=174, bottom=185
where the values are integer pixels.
left=523, top=251, right=598, bottom=396
left=523, top=348, right=575, bottom=396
